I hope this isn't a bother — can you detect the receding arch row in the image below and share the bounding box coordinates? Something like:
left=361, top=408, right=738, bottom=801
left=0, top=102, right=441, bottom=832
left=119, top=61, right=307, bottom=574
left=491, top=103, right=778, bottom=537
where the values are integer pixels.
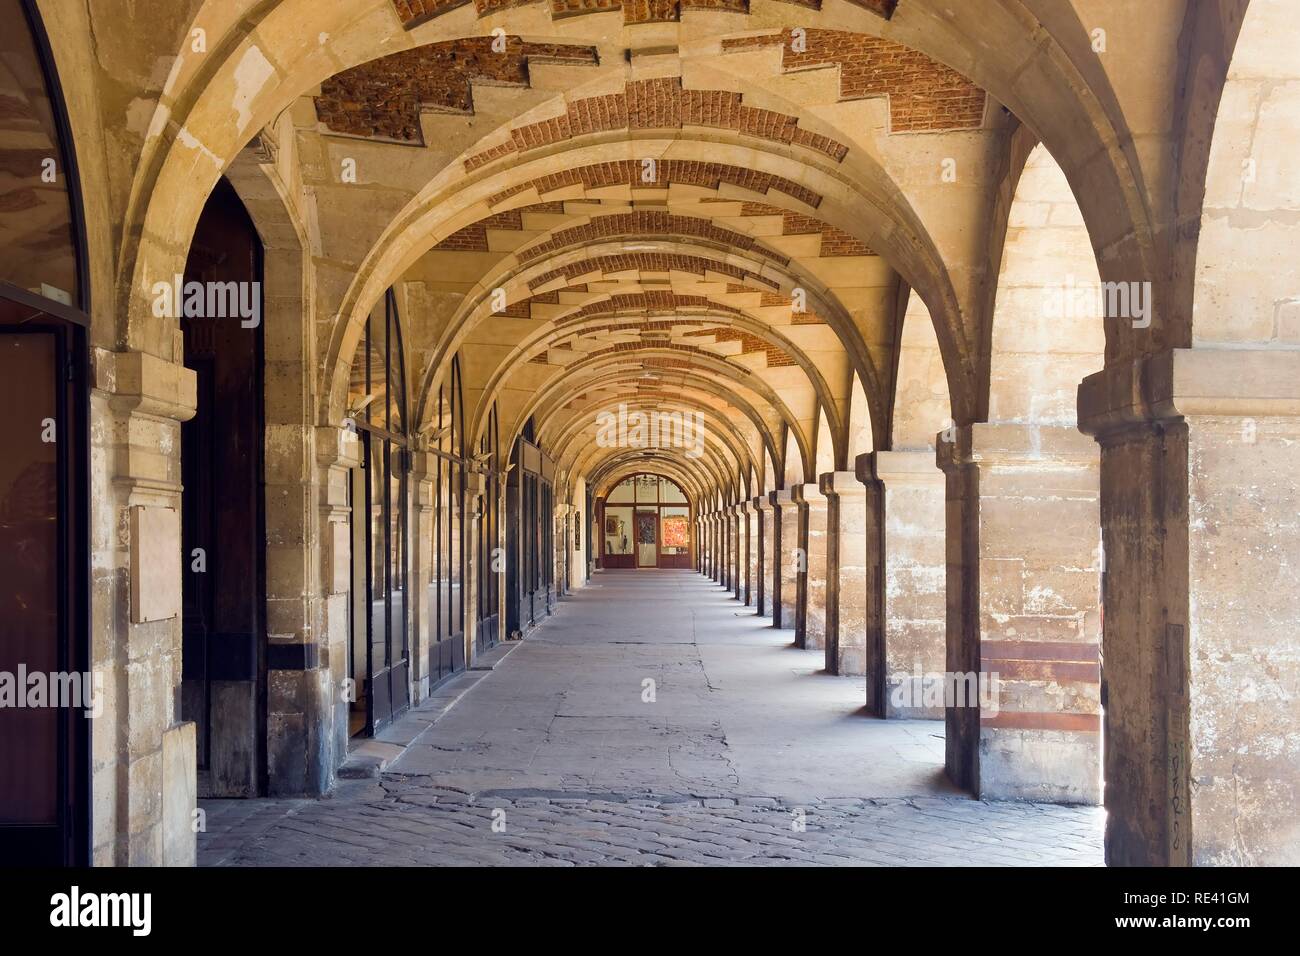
left=325, top=132, right=982, bottom=430
left=543, top=392, right=761, bottom=483
left=467, top=307, right=851, bottom=468
left=412, top=241, right=871, bottom=450
left=576, top=435, right=741, bottom=510
left=526, top=367, right=781, bottom=496
left=551, top=398, right=760, bottom=504
left=414, top=245, right=866, bottom=442
left=486, top=347, right=812, bottom=487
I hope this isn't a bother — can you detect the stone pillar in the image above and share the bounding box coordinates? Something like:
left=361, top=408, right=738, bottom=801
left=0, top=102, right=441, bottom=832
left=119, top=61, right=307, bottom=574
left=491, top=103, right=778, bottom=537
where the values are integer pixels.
left=707, top=513, right=716, bottom=581
left=555, top=502, right=572, bottom=597
left=754, top=495, right=773, bottom=617
left=263, top=424, right=348, bottom=799
left=793, top=483, right=826, bottom=650
left=698, top=514, right=707, bottom=576
left=731, top=504, right=744, bottom=601
left=938, top=424, right=1102, bottom=806
left=724, top=506, right=737, bottom=598
left=742, top=501, right=757, bottom=607
left=696, top=515, right=707, bottom=574
left=821, top=471, right=873, bottom=676
left=717, top=509, right=727, bottom=587
left=717, top=512, right=726, bottom=586
left=463, top=471, right=485, bottom=667
left=720, top=511, right=728, bottom=587
left=704, top=514, right=712, bottom=577
left=318, top=427, right=359, bottom=776
left=709, top=512, right=717, bottom=579
left=410, top=452, right=437, bottom=702
left=863, top=450, right=947, bottom=720
left=1080, top=349, right=1300, bottom=866
left=771, top=489, right=803, bottom=633
left=92, top=349, right=197, bottom=866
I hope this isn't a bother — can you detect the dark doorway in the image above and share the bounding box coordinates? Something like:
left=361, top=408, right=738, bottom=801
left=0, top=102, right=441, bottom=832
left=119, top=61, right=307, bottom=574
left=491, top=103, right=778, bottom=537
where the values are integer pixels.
left=0, top=288, right=89, bottom=866
left=179, top=176, right=266, bottom=798
left=0, top=0, right=91, bottom=864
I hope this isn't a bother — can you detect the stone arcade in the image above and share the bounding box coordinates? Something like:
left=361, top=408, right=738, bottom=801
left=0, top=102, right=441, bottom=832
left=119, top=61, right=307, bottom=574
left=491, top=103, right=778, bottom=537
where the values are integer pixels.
left=0, top=0, right=1297, bottom=868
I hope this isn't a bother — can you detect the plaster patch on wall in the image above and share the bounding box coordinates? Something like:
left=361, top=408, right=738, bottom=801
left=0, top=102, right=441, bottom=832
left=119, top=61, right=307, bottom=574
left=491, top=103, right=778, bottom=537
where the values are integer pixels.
left=176, top=126, right=222, bottom=169
left=232, top=45, right=276, bottom=134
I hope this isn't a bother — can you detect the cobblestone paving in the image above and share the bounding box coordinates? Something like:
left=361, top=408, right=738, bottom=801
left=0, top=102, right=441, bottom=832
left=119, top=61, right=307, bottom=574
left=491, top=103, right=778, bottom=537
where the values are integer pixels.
left=199, top=572, right=1105, bottom=866
left=200, top=779, right=1103, bottom=867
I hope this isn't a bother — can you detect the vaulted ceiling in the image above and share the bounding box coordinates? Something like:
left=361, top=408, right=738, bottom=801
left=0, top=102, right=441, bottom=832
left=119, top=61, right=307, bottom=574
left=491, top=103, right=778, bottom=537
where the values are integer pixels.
left=302, top=1, right=1013, bottom=504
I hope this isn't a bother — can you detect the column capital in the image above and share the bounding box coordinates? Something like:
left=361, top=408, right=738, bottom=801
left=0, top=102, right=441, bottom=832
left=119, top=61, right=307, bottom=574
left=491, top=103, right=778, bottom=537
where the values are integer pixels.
left=790, top=482, right=826, bottom=506
left=770, top=488, right=797, bottom=508
left=819, top=470, right=866, bottom=498
left=97, top=347, right=197, bottom=423
left=752, top=494, right=773, bottom=512
left=867, top=449, right=946, bottom=483
left=1079, top=347, right=1300, bottom=442
left=316, top=424, right=361, bottom=469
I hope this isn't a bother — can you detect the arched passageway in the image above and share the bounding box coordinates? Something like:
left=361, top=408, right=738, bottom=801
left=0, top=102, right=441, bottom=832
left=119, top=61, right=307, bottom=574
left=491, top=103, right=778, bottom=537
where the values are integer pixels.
left=4, top=0, right=1299, bottom=870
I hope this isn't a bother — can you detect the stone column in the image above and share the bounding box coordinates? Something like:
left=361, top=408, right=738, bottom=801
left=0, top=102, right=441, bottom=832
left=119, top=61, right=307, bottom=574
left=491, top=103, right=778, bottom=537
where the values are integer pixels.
left=555, top=502, right=572, bottom=597
left=1080, top=349, right=1300, bottom=865
left=938, top=424, right=1102, bottom=806
left=821, top=471, right=873, bottom=676
left=754, top=495, right=773, bottom=617
left=698, top=513, right=704, bottom=575
left=742, top=501, right=757, bottom=606
left=719, top=511, right=727, bottom=587
left=730, top=507, right=737, bottom=591
left=263, top=424, right=349, bottom=799
left=708, top=513, right=719, bottom=581
left=731, top=504, right=744, bottom=601
left=318, top=427, right=359, bottom=775
left=862, top=450, right=947, bottom=720
left=698, top=514, right=706, bottom=576
left=463, top=472, right=485, bottom=667
left=92, top=349, right=197, bottom=866
left=793, top=483, right=826, bottom=650
left=704, top=514, right=712, bottom=577
left=409, top=452, right=436, bottom=702
left=771, top=489, right=803, bottom=633
left=716, top=512, right=726, bottom=585
left=717, top=509, right=727, bottom=586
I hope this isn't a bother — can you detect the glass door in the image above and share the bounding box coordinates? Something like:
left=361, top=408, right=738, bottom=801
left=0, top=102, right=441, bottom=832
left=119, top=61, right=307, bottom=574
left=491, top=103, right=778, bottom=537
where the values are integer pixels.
left=635, top=509, right=658, bottom=567
left=347, top=290, right=410, bottom=735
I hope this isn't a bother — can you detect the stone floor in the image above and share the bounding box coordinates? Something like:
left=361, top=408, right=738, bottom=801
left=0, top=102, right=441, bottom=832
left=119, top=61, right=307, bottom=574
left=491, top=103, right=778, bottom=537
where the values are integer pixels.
left=199, top=570, right=1104, bottom=866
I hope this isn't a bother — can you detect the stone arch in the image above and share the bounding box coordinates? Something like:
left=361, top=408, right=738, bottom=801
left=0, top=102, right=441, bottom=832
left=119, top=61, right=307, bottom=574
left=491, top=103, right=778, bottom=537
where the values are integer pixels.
left=990, top=143, right=1105, bottom=425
